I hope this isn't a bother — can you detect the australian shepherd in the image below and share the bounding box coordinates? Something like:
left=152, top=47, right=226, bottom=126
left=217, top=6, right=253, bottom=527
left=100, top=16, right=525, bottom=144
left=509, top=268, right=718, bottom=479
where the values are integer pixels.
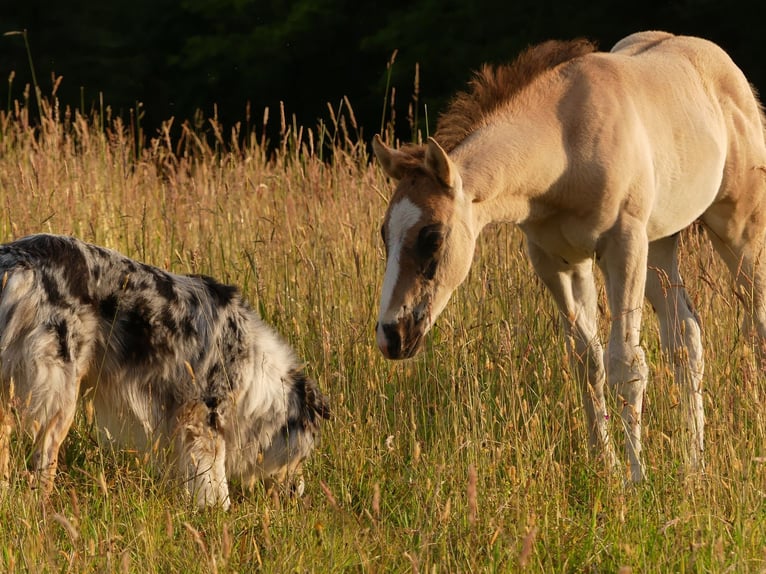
left=0, top=234, right=330, bottom=508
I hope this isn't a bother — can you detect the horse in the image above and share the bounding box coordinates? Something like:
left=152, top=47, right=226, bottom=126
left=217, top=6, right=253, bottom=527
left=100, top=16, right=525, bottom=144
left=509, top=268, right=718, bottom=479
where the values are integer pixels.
left=372, top=31, right=766, bottom=482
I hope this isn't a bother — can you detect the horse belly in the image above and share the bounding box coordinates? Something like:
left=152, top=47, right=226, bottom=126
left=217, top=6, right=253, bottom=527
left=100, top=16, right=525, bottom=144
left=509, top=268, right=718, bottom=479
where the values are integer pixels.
left=646, top=146, right=725, bottom=241
left=521, top=216, right=600, bottom=264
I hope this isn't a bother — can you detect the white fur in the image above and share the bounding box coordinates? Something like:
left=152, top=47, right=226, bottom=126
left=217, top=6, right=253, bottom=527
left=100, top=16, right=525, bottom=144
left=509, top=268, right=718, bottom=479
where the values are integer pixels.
left=378, top=197, right=423, bottom=320
left=377, top=198, right=423, bottom=353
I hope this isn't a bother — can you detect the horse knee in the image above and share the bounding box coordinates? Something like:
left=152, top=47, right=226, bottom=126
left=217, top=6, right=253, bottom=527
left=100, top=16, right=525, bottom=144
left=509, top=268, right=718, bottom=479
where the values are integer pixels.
left=607, top=345, right=648, bottom=391
left=607, top=345, right=648, bottom=427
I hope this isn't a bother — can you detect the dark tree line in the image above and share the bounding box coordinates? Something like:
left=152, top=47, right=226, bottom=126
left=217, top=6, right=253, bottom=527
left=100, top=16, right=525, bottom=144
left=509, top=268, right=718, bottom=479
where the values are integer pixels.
left=2, top=0, right=765, bottom=145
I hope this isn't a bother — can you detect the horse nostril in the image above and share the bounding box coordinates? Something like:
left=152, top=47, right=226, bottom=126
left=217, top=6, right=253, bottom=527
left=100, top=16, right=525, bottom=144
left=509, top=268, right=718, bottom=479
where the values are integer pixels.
left=382, top=323, right=402, bottom=359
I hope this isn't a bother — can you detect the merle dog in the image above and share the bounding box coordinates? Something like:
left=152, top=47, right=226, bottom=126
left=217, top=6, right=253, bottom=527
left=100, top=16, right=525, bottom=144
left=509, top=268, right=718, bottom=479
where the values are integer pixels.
left=0, top=234, right=329, bottom=508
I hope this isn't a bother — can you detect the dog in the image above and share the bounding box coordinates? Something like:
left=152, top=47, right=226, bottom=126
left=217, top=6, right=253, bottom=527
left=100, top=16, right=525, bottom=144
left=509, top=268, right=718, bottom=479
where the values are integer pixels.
left=0, top=234, right=330, bottom=508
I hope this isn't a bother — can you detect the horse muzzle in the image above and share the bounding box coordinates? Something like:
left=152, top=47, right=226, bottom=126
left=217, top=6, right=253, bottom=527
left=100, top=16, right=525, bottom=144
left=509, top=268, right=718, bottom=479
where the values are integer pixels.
left=375, top=315, right=426, bottom=360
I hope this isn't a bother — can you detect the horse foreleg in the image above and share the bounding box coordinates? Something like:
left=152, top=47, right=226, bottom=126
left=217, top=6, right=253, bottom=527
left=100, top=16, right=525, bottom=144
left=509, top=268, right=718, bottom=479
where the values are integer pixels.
left=572, top=328, right=616, bottom=469
left=527, top=246, right=617, bottom=471
left=600, top=219, right=650, bottom=483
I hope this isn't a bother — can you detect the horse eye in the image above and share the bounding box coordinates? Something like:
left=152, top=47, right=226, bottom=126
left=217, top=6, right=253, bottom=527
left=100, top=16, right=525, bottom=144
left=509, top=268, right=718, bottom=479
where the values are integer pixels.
left=416, top=225, right=445, bottom=258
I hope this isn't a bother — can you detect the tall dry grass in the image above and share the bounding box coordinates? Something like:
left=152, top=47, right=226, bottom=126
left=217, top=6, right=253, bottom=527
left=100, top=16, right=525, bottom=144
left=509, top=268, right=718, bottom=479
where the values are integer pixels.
left=0, top=94, right=764, bottom=572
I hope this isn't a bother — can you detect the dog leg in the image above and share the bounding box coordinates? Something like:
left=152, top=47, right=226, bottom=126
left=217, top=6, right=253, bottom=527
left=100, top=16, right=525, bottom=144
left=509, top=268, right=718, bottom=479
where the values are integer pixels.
left=0, top=405, right=12, bottom=487
left=174, top=401, right=230, bottom=510
left=263, top=461, right=305, bottom=498
left=29, top=378, right=79, bottom=496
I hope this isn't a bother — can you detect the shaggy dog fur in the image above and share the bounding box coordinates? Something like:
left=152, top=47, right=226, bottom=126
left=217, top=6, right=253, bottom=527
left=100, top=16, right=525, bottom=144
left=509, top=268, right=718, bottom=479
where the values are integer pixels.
left=0, top=234, right=330, bottom=508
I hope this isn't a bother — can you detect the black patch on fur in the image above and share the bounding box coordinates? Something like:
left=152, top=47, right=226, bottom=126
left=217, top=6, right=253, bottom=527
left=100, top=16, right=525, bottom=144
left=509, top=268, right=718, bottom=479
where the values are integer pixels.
left=40, top=270, right=65, bottom=307
left=181, top=290, right=200, bottom=338
left=100, top=294, right=119, bottom=321
left=203, top=360, right=235, bottom=402
left=203, top=396, right=220, bottom=428
left=159, top=307, right=178, bottom=333
left=151, top=269, right=177, bottom=302
left=203, top=396, right=219, bottom=409
left=89, top=244, right=113, bottom=259
left=205, top=362, right=222, bottom=382
left=120, top=299, right=155, bottom=363
left=221, top=315, right=247, bottom=361
left=180, top=315, right=197, bottom=338
left=202, top=362, right=229, bottom=397
left=191, top=275, right=238, bottom=307
left=19, top=235, right=92, bottom=304
left=287, top=369, right=331, bottom=430
left=64, top=265, right=92, bottom=304
left=51, top=318, right=70, bottom=361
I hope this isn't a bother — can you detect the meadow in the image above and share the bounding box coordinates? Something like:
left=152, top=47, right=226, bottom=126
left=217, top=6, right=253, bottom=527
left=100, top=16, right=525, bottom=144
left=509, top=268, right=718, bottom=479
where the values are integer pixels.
left=0, top=94, right=764, bottom=573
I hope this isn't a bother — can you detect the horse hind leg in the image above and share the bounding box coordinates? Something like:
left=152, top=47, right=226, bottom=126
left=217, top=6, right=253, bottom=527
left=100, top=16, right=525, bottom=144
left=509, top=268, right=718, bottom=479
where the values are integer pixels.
left=701, top=151, right=766, bottom=363
left=733, top=253, right=766, bottom=366
left=704, top=227, right=766, bottom=363
left=645, top=235, right=705, bottom=472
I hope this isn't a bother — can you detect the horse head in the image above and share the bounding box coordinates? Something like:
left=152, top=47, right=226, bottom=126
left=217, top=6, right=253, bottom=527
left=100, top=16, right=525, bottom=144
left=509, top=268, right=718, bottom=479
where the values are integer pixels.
left=372, top=135, right=478, bottom=359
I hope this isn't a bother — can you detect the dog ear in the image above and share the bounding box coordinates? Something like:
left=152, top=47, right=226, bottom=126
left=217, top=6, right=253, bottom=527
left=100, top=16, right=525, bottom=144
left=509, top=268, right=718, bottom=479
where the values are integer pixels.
left=290, top=369, right=331, bottom=424
left=307, top=377, right=331, bottom=421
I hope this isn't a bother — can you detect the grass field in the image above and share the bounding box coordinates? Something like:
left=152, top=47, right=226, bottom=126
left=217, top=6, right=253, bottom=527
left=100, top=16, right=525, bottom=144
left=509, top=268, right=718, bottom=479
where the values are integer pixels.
left=0, top=98, right=765, bottom=573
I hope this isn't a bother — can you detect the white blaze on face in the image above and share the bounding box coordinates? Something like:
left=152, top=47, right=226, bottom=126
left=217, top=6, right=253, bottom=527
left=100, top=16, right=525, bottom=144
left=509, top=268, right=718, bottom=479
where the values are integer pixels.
left=378, top=197, right=423, bottom=324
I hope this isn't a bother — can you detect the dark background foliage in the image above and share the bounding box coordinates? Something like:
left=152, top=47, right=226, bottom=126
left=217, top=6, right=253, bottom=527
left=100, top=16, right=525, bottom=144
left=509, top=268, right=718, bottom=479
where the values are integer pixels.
left=2, top=0, right=765, bottom=145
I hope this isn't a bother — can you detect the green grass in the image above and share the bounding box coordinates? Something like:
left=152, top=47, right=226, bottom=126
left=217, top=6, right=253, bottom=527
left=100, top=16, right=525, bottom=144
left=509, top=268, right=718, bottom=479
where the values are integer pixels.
left=0, top=98, right=764, bottom=573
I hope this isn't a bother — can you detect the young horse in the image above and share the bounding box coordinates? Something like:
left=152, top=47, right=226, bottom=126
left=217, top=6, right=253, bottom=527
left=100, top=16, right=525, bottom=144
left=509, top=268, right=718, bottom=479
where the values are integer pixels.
left=372, top=31, right=766, bottom=482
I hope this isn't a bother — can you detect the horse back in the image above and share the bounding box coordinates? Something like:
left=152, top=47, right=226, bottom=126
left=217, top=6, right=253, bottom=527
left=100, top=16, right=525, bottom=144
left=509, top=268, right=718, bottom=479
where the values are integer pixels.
left=545, top=31, right=766, bottom=240
left=619, top=33, right=766, bottom=222
left=610, top=31, right=765, bottom=143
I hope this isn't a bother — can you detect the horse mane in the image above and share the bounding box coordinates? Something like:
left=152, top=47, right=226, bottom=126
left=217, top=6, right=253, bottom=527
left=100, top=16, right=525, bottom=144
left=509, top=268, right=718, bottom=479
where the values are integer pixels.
left=435, top=38, right=598, bottom=152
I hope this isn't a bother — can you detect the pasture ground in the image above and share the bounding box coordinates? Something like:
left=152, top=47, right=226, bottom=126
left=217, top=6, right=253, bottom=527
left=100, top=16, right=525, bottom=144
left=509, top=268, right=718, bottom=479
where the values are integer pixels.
left=0, top=101, right=764, bottom=572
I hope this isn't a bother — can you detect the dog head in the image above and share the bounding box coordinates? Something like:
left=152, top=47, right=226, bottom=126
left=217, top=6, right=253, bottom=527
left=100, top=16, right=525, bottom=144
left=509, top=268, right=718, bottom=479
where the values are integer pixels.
left=225, top=366, right=330, bottom=497
left=257, top=370, right=330, bottom=494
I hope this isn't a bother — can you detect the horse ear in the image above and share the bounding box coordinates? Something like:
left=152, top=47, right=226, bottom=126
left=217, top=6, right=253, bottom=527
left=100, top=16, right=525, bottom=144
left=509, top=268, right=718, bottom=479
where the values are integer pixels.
left=372, top=135, right=406, bottom=180
left=425, top=137, right=457, bottom=189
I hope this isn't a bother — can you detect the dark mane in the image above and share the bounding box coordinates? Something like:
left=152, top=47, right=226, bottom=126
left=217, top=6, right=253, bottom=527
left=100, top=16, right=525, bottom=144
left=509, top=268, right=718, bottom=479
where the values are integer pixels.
left=435, top=38, right=598, bottom=152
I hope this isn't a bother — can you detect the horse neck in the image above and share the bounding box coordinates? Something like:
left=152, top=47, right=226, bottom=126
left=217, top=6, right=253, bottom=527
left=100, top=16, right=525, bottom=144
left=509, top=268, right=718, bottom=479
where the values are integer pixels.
left=450, top=116, right=565, bottom=229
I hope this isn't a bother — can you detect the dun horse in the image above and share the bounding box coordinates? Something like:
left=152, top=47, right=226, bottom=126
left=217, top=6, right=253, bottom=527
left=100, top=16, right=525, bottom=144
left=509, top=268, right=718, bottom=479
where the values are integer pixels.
left=372, top=31, right=766, bottom=482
